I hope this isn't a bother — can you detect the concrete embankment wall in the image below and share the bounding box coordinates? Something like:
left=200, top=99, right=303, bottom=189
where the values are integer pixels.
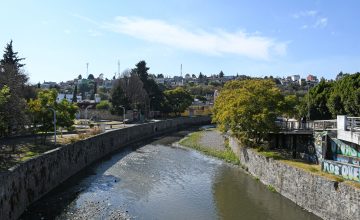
left=229, top=137, right=360, bottom=220
left=0, top=116, right=210, bottom=220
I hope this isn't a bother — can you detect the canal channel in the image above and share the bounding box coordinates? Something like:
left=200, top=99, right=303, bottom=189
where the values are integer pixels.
left=20, top=129, right=320, bottom=220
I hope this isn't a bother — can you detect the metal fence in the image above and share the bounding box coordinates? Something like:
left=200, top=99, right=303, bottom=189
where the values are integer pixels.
left=347, top=117, right=360, bottom=131
left=313, top=120, right=337, bottom=130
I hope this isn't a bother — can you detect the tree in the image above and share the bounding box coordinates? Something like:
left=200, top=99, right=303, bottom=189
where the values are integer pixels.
left=281, top=95, right=298, bottom=119
left=78, top=74, right=82, bottom=79
left=298, top=79, right=333, bottom=120
left=163, top=87, right=193, bottom=115
left=0, top=86, right=10, bottom=136
left=90, top=82, right=97, bottom=100
left=0, top=41, right=29, bottom=136
left=327, top=73, right=360, bottom=117
left=0, top=40, right=25, bottom=69
left=157, top=73, right=164, bottom=78
left=219, top=71, right=224, bottom=78
left=72, top=85, right=78, bottom=103
left=132, top=61, right=164, bottom=112
left=212, top=79, right=286, bottom=145
left=195, top=95, right=207, bottom=103
left=96, top=100, right=111, bottom=110
left=111, top=81, right=130, bottom=115
left=88, top=74, right=95, bottom=80
left=28, top=89, right=78, bottom=142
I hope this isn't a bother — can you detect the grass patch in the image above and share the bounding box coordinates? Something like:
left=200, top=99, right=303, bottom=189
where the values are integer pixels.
left=19, top=151, right=40, bottom=161
left=267, top=185, right=277, bottom=193
left=179, top=131, right=240, bottom=165
left=280, top=159, right=360, bottom=188
left=256, top=150, right=284, bottom=160
left=17, top=144, right=54, bottom=162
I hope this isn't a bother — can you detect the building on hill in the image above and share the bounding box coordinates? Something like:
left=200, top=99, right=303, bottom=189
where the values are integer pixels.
left=290, top=75, right=300, bottom=82
left=307, top=74, right=318, bottom=82
left=57, top=93, right=82, bottom=103
left=41, top=81, right=58, bottom=89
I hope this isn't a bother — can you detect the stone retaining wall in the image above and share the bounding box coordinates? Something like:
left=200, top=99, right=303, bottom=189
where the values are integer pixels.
left=229, top=137, right=360, bottom=220
left=0, top=116, right=210, bottom=220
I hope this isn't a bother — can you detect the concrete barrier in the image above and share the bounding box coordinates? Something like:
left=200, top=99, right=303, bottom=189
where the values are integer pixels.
left=0, top=116, right=211, bottom=220
left=229, top=137, right=360, bottom=220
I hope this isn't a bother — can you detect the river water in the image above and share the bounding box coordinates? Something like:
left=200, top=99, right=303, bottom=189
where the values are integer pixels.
left=21, top=130, right=321, bottom=220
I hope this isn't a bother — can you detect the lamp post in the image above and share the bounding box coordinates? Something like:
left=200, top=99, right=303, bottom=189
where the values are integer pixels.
left=120, top=105, right=125, bottom=127
left=47, top=107, right=56, bottom=145
left=85, top=105, right=92, bottom=121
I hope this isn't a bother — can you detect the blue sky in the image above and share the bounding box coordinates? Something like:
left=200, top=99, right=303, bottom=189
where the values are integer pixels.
left=1, top=0, right=359, bottom=83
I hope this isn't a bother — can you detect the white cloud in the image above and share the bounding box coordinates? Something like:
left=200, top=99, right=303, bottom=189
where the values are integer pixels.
left=103, top=16, right=287, bottom=60
left=314, top=17, right=328, bottom=28
left=293, top=10, right=318, bottom=18
left=64, top=29, right=71, bottom=34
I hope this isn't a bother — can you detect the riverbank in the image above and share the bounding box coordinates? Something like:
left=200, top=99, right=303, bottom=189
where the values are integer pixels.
left=178, top=127, right=239, bottom=165
left=179, top=128, right=360, bottom=220
left=229, top=137, right=360, bottom=220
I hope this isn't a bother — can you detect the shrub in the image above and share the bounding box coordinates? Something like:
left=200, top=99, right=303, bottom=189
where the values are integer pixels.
left=96, top=100, right=111, bottom=110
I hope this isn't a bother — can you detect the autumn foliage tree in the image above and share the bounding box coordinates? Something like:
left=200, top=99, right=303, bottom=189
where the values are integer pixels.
left=212, top=79, right=287, bottom=145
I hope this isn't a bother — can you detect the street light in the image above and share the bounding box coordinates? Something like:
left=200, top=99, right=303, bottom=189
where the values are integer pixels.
left=47, top=107, right=56, bottom=146
left=85, top=105, right=92, bottom=121
left=119, top=105, right=125, bottom=127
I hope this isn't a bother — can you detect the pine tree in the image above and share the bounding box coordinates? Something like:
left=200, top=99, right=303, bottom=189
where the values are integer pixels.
left=72, top=85, right=78, bottom=103
left=0, top=40, right=25, bottom=70
left=0, top=40, right=28, bottom=136
left=219, top=71, right=224, bottom=78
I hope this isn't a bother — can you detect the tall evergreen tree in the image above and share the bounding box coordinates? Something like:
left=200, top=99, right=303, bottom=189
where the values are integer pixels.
left=0, top=40, right=25, bottom=70
left=132, top=61, right=164, bottom=111
left=90, top=82, right=97, bottom=100
left=72, top=85, right=78, bottom=103
left=0, top=40, right=28, bottom=136
left=219, top=71, right=224, bottom=78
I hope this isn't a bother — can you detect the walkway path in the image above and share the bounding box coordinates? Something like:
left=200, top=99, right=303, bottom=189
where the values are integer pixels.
left=199, top=129, right=226, bottom=151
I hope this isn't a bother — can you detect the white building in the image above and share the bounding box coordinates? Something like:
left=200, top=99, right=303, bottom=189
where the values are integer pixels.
left=41, top=81, right=58, bottom=89
left=57, top=93, right=82, bottom=103
left=290, top=75, right=300, bottom=82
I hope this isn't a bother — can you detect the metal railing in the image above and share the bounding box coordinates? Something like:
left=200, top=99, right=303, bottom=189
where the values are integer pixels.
left=275, top=121, right=313, bottom=131
left=347, top=117, right=360, bottom=131
left=313, top=120, right=337, bottom=130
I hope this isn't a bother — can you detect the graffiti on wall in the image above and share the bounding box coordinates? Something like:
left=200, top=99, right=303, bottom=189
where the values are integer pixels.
left=314, top=131, right=327, bottom=162
left=322, top=160, right=360, bottom=182
left=330, top=138, right=360, bottom=166
left=331, top=140, right=360, bottom=158
left=336, top=155, right=360, bottom=166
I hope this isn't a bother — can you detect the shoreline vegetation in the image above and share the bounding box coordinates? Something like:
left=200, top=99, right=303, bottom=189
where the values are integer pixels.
left=178, top=128, right=239, bottom=165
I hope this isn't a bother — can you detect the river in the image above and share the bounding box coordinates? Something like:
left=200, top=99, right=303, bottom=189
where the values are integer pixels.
left=21, top=130, right=321, bottom=220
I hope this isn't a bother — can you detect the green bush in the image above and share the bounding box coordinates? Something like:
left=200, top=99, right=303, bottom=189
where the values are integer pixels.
left=96, top=100, right=111, bottom=110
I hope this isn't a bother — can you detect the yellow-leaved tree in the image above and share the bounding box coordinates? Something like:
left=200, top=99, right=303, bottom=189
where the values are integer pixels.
left=212, top=79, right=287, bottom=146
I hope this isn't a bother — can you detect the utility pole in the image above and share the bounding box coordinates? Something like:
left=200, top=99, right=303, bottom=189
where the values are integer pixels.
left=47, top=107, right=56, bottom=146
left=86, top=62, right=89, bottom=78
left=180, top=64, right=182, bottom=77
